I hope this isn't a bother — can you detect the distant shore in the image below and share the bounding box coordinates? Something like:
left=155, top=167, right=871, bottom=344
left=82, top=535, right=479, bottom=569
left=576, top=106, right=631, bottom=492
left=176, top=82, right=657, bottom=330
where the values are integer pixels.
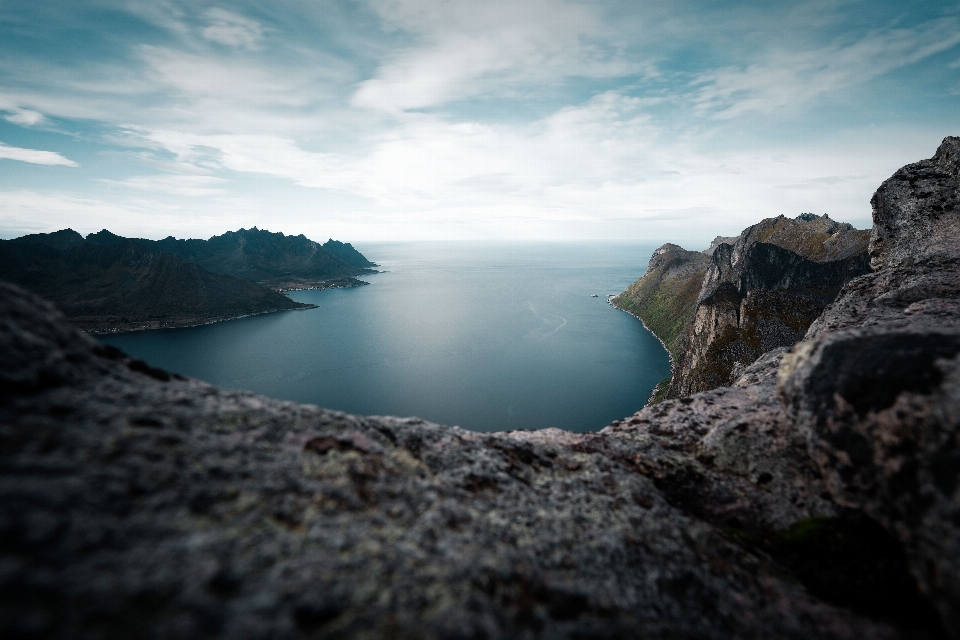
left=83, top=304, right=319, bottom=336
left=608, top=296, right=675, bottom=406
left=275, top=276, right=372, bottom=292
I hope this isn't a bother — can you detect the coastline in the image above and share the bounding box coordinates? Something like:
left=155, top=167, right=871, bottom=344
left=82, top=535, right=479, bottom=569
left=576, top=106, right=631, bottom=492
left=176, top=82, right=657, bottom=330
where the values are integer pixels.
left=84, top=276, right=375, bottom=335
left=275, top=275, right=374, bottom=292
left=83, top=304, right=318, bottom=336
left=608, top=296, right=675, bottom=407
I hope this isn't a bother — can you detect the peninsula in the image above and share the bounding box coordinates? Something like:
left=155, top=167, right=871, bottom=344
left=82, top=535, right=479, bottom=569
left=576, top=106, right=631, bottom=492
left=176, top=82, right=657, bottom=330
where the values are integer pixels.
left=0, top=228, right=376, bottom=333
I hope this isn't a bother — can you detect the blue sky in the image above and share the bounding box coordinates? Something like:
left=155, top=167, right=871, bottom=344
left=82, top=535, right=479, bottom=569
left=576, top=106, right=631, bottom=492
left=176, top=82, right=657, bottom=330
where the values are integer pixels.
left=0, top=0, right=958, bottom=245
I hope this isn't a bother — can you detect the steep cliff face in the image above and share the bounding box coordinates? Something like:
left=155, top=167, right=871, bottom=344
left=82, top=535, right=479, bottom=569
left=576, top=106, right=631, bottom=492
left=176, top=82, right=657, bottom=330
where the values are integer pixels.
left=672, top=226, right=871, bottom=398
left=616, top=213, right=870, bottom=402
left=611, top=244, right=711, bottom=400
left=3, top=138, right=959, bottom=639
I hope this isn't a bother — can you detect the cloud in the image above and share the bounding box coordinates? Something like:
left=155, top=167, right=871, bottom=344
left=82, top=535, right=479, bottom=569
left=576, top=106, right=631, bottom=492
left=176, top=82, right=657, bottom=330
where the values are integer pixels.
left=352, top=0, right=637, bottom=112
left=102, top=173, right=229, bottom=197
left=0, top=143, right=77, bottom=166
left=0, top=188, right=244, bottom=239
left=0, top=0, right=956, bottom=242
left=202, top=8, right=264, bottom=50
left=139, top=46, right=295, bottom=104
left=692, top=16, right=960, bottom=119
left=3, top=109, right=45, bottom=126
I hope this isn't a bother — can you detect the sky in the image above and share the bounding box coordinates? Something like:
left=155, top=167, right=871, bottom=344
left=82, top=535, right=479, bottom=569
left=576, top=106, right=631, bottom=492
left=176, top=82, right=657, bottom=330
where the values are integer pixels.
left=0, top=0, right=958, bottom=247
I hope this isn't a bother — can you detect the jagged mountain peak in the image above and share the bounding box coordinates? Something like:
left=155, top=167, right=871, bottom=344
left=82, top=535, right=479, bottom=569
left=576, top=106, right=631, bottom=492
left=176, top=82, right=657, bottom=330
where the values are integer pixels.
left=6, top=228, right=84, bottom=250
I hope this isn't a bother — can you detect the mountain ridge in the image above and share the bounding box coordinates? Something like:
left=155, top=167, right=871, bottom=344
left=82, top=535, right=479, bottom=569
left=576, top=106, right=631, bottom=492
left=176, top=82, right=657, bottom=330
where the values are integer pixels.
left=613, top=212, right=871, bottom=402
left=0, top=228, right=377, bottom=333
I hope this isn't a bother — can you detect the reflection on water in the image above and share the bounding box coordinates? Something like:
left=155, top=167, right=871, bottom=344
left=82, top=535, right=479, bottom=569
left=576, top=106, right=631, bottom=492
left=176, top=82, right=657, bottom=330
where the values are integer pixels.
left=103, top=242, right=669, bottom=433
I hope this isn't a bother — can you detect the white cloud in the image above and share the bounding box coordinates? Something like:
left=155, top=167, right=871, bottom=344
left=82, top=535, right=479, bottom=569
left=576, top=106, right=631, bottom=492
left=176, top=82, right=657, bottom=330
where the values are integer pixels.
left=139, top=46, right=297, bottom=105
left=0, top=0, right=955, bottom=243
left=352, top=0, right=636, bottom=112
left=102, top=173, right=229, bottom=197
left=202, top=8, right=264, bottom=50
left=0, top=188, right=256, bottom=239
left=0, top=143, right=77, bottom=166
left=3, top=109, right=45, bottom=126
left=124, top=90, right=940, bottom=244
left=692, top=17, right=960, bottom=119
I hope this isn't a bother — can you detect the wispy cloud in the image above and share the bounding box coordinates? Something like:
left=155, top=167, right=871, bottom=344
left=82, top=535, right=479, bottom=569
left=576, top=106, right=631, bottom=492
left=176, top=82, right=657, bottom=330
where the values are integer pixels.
left=0, top=143, right=77, bottom=166
left=102, top=173, right=229, bottom=197
left=202, top=8, right=265, bottom=50
left=3, top=109, right=45, bottom=126
left=691, top=16, right=960, bottom=119
left=0, top=0, right=956, bottom=242
left=352, top=0, right=636, bottom=112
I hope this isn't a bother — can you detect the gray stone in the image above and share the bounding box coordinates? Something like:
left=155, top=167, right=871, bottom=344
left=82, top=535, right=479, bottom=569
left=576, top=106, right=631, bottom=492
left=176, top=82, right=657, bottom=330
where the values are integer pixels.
left=1, top=281, right=903, bottom=639
left=779, top=137, right=960, bottom=638
left=870, top=136, right=960, bottom=270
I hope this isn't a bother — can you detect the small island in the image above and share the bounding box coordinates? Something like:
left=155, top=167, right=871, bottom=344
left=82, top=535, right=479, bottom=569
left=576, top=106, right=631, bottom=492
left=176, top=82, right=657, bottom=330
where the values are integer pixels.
left=0, top=227, right=376, bottom=333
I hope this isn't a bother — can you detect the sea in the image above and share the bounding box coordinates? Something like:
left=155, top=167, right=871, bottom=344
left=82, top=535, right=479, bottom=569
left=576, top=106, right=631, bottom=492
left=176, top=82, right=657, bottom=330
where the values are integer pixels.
left=102, top=242, right=670, bottom=433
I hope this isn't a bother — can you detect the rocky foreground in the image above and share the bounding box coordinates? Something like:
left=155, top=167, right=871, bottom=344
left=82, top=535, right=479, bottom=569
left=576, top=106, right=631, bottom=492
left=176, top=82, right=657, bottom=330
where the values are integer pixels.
left=2, top=138, right=959, bottom=639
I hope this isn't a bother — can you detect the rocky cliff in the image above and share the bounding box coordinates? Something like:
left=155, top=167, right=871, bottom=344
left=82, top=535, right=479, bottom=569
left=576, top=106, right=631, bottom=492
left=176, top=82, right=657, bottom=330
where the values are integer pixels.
left=614, top=212, right=870, bottom=402
left=611, top=244, right=711, bottom=401
left=2, top=137, right=959, bottom=639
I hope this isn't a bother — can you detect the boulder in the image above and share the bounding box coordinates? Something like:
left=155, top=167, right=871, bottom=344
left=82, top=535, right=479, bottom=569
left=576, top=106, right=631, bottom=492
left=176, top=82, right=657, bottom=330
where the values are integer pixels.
left=779, top=136, right=960, bottom=637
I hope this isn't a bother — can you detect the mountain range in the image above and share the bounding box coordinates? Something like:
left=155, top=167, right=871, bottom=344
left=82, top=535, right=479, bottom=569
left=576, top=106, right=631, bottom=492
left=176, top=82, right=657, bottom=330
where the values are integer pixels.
left=0, top=227, right=376, bottom=333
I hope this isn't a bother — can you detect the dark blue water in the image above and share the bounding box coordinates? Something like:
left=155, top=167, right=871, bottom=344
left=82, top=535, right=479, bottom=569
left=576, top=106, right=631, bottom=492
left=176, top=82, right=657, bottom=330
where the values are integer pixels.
left=103, top=242, right=668, bottom=433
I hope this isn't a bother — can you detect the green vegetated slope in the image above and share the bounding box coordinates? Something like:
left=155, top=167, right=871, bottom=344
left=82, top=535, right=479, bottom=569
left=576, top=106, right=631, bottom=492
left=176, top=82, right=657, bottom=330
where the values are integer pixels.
left=612, top=244, right=709, bottom=355
left=614, top=214, right=871, bottom=404
left=0, top=228, right=377, bottom=333
left=612, top=244, right=711, bottom=403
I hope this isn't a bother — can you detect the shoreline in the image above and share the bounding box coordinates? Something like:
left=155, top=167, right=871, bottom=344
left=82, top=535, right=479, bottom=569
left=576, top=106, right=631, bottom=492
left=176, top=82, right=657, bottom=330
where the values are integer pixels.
left=84, top=304, right=318, bottom=336
left=608, top=297, right=675, bottom=407
left=85, top=275, right=376, bottom=336
left=275, top=275, right=375, bottom=293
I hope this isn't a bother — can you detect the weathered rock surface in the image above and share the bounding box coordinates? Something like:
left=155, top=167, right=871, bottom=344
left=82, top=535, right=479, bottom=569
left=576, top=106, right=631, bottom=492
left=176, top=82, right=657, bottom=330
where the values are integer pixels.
left=869, top=136, right=960, bottom=270
left=0, top=281, right=921, bottom=639
left=779, top=136, right=960, bottom=638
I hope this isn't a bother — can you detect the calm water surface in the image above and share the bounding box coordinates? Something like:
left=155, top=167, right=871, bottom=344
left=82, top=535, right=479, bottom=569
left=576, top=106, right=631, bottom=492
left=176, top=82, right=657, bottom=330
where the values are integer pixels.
left=103, top=242, right=669, bottom=432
